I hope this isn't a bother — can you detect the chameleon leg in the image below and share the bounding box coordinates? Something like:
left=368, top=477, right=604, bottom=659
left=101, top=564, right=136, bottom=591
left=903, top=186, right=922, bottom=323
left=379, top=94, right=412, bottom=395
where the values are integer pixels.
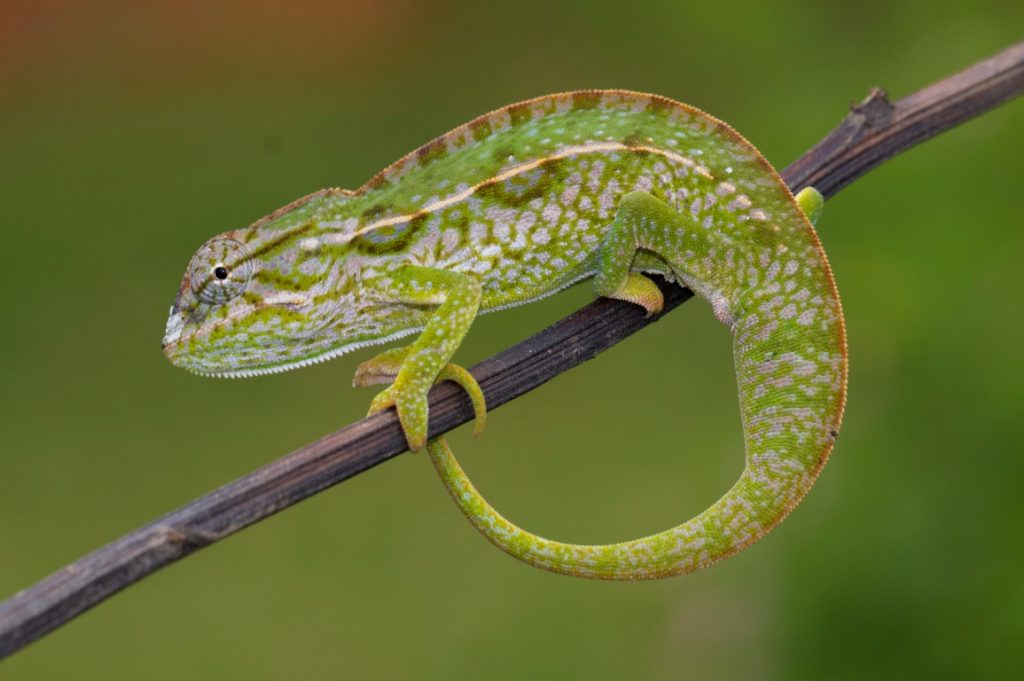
left=593, top=193, right=668, bottom=314
left=363, top=266, right=482, bottom=452
left=428, top=189, right=846, bottom=579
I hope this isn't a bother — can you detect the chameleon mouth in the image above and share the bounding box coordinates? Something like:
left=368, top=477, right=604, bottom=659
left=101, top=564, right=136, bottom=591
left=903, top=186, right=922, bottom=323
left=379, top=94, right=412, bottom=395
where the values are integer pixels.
left=162, top=305, right=185, bottom=350
left=162, top=323, right=427, bottom=379
left=196, top=326, right=426, bottom=379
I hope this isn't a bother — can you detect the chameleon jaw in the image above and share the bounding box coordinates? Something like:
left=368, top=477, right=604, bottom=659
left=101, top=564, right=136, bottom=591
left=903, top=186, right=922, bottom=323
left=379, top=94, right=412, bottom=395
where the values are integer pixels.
left=178, top=326, right=426, bottom=379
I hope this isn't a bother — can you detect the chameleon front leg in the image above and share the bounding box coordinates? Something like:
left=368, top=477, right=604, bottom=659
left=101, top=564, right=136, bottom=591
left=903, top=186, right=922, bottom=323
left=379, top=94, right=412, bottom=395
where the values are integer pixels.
left=359, top=266, right=482, bottom=451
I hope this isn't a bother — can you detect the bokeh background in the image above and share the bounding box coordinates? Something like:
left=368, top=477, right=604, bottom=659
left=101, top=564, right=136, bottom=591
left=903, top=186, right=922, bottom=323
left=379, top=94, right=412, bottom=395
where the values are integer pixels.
left=2, top=2, right=1022, bottom=678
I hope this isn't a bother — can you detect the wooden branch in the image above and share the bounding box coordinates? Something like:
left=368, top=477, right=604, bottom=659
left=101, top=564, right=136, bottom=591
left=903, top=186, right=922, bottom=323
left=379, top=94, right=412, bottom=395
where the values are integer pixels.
left=784, top=42, right=1024, bottom=197
left=2, top=41, right=1022, bottom=662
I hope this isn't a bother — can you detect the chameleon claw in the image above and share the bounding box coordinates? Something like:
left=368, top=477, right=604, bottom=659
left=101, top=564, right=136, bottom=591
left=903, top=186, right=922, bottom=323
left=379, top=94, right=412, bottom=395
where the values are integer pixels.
left=436, top=363, right=487, bottom=437
left=366, top=388, right=395, bottom=417
left=363, top=360, right=487, bottom=450
left=610, top=272, right=664, bottom=316
left=396, top=393, right=429, bottom=452
left=359, top=346, right=429, bottom=451
left=367, top=384, right=429, bottom=452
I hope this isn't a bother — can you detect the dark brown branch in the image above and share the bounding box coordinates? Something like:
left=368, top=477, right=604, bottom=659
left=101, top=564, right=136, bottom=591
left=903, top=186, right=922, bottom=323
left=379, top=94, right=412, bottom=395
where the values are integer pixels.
left=784, top=42, right=1024, bottom=197
left=2, top=41, right=1022, bottom=662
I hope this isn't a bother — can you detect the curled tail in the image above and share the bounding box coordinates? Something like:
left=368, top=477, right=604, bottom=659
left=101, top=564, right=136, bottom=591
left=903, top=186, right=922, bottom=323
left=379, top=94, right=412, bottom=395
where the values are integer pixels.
left=428, top=308, right=845, bottom=580
left=428, top=436, right=767, bottom=579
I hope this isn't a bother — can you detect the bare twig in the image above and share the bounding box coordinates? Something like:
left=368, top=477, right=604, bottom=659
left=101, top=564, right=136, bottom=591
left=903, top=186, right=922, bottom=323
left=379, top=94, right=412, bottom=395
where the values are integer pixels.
left=2, top=41, right=1022, bottom=662
left=786, top=43, right=1024, bottom=196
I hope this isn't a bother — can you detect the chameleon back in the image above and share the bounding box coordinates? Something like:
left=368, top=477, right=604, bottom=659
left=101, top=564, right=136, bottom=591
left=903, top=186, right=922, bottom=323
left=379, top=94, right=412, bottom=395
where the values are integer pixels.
left=316, top=91, right=832, bottom=312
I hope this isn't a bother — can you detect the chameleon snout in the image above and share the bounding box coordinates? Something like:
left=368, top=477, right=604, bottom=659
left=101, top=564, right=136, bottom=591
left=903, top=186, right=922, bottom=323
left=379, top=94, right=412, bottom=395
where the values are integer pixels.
left=162, top=278, right=200, bottom=358
left=162, top=303, right=187, bottom=358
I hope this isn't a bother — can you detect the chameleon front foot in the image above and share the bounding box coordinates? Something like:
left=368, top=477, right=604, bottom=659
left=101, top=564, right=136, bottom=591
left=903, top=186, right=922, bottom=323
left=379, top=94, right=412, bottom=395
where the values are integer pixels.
left=358, top=347, right=487, bottom=451
left=367, top=385, right=430, bottom=451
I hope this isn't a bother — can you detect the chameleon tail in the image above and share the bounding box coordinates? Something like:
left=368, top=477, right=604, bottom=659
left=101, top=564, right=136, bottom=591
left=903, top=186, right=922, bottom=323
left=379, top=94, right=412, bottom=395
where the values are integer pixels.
left=428, top=414, right=838, bottom=578
left=429, top=434, right=798, bottom=579
left=428, top=274, right=845, bottom=580
left=429, top=349, right=843, bottom=580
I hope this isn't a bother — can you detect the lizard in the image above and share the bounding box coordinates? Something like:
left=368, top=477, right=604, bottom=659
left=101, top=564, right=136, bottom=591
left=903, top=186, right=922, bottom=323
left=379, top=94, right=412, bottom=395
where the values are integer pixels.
left=163, top=90, right=847, bottom=580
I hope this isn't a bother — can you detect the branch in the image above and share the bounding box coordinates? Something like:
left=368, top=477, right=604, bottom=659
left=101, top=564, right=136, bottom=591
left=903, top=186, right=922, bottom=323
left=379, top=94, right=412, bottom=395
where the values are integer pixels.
left=2, top=41, right=1022, bottom=661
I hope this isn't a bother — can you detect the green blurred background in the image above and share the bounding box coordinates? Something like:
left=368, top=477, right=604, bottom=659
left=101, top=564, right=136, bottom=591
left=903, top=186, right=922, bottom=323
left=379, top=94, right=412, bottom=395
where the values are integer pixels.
left=2, top=1, right=1022, bottom=678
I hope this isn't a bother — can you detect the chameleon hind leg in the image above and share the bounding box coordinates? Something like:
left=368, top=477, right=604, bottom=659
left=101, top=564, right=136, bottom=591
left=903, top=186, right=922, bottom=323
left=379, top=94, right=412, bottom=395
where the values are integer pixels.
left=595, top=188, right=824, bottom=310
left=357, top=266, right=483, bottom=451
left=591, top=193, right=666, bottom=315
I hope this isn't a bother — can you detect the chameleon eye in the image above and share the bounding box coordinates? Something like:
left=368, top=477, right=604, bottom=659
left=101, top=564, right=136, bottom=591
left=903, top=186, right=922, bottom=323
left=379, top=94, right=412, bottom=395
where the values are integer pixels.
left=188, top=237, right=255, bottom=304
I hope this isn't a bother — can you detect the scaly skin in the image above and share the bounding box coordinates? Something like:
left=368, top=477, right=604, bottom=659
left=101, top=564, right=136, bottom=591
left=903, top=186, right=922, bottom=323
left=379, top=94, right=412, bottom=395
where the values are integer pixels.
left=164, top=90, right=847, bottom=579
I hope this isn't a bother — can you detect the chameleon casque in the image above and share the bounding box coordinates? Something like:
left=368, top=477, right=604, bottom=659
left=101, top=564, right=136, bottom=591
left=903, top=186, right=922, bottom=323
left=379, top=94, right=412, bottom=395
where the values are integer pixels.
left=163, top=90, right=847, bottom=580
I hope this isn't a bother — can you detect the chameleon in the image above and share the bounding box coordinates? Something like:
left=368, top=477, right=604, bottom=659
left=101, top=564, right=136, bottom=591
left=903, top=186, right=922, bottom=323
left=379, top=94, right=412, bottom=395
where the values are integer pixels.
left=163, top=90, right=847, bottom=580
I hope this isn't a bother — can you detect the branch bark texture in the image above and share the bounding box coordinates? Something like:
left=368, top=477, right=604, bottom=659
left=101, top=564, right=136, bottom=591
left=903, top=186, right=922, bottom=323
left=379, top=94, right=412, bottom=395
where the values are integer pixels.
left=2, top=41, right=1022, bottom=661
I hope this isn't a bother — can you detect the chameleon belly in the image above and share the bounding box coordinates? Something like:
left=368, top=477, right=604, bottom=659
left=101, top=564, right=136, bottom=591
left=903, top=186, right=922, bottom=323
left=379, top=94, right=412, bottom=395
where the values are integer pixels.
left=165, top=90, right=847, bottom=579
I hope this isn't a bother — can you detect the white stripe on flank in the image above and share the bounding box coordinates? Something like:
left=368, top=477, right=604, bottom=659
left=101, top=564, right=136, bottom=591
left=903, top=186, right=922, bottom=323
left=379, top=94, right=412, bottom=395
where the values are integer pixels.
left=350, top=142, right=708, bottom=238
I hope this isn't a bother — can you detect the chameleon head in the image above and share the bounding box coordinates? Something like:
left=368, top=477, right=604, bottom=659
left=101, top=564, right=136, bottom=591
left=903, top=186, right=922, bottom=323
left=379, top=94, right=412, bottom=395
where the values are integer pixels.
left=162, top=199, right=419, bottom=378
left=163, top=234, right=263, bottom=375
left=162, top=231, right=334, bottom=377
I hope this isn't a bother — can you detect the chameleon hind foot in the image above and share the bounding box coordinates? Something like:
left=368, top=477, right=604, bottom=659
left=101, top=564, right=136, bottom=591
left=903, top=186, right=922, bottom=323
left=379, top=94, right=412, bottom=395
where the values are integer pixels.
left=357, top=347, right=487, bottom=450
left=607, top=271, right=664, bottom=316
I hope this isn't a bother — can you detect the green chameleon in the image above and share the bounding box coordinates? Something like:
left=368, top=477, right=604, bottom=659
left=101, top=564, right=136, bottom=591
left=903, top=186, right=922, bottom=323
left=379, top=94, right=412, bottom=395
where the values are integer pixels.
left=163, top=90, right=847, bottom=580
